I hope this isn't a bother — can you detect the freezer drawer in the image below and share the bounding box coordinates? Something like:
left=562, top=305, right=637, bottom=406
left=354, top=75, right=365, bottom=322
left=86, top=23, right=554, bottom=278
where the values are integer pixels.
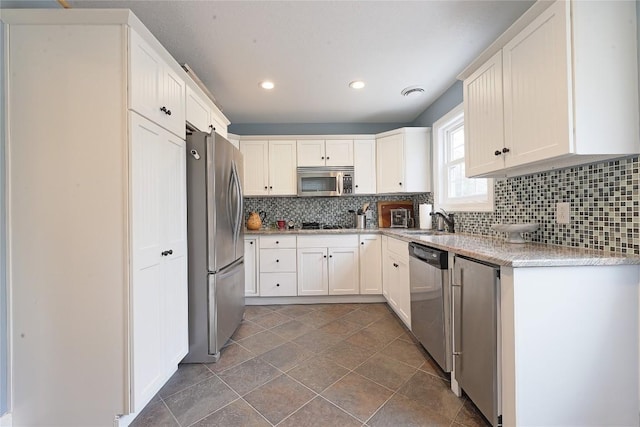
left=453, top=256, right=500, bottom=426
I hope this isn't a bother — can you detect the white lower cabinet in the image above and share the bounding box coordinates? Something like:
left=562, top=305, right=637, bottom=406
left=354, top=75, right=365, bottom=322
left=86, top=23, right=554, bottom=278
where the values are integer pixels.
left=297, top=235, right=360, bottom=296
left=258, top=235, right=297, bottom=296
left=359, top=234, right=382, bottom=294
left=382, top=237, right=411, bottom=328
left=244, top=237, right=259, bottom=296
left=297, top=247, right=329, bottom=296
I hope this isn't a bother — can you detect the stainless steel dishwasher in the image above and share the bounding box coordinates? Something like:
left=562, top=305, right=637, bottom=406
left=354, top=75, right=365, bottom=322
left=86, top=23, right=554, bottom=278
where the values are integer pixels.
left=408, top=242, right=451, bottom=373
left=453, top=255, right=500, bottom=426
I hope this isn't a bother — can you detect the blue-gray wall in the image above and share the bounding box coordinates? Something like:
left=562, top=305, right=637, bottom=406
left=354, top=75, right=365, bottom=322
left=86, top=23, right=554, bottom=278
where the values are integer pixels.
left=411, top=80, right=463, bottom=127
left=1, top=20, right=7, bottom=417
left=228, top=122, right=407, bottom=136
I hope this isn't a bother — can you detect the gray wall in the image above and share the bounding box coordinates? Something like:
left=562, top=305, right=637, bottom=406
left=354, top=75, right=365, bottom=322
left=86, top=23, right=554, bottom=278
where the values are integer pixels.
left=1, top=20, right=7, bottom=417
left=411, top=80, right=463, bottom=127
left=228, top=122, right=407, bottom=136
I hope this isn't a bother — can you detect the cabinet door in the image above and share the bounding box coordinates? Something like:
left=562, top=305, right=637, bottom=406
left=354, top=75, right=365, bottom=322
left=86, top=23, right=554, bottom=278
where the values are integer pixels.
left=325, top=139, right=354, bottom=166
left=129, top=30, right=163, bottom=126
left=503, top=0, right=571, bottom=169
left=328, top=247, right=359, bottom=295
left=354, top=139, right=376, bottom=194
left=130, top=113, right=165, bottom=411
left=159, top=130, right=188, bottom=369
left=162, top=67, right=186, bottom=139
left=464, top=50, right=506, bottom=177
left=268, top=140, right=297, bottom=195
left=186, top=86, right=211, bottom=132
left=395, top=257, right=411, bottom=328
left=240, top=141, right=269, bottom=196
left=381, top=236, right=390, bottom=300
left=359, top=235, right=382, bottom=294
left=297, top=248, right=328, bottom=296
left=297, top=140, right=325, bottom=166
left=244, top=238, right=259, bottom=296
left=376, top=133, right=404, bottom=193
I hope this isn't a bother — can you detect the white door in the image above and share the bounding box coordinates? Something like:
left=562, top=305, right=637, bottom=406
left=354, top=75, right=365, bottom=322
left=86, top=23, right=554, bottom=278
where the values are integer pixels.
left=464, top=50, right=506, bottom=177
left=354, top=139, right=376, bottom=194
left=240, top=141, right=269, bottom=196
left=162, top=67, right=186, bottom=138
left=386, top=253, right=401, bottom=312
left=325, top=139, right=354, bottom=166
left=503, top=0, right=571, bottom=169
left=130, top=113, right=165, bottom=412
left=395, top=257, right=411, bottom=328
left=381, top=236, right=390, bottom=300
left=297, top=140, right=325, bottom=166
left=129, top=30, right=163, bottom=126
left=359, top=235, right=382, bottom=294
left=269, top=140, right=297, bottom=195
left=328, top=247, right=359, bottom=295
left=186, top=86, right=211, bottom=132
left=377, top=133, right=404, bottom=193
left=297, top=248, right=328, bottom=296
left=159, top=129, right=188, bottom=369
left=244, top=238, right=259, bottom=296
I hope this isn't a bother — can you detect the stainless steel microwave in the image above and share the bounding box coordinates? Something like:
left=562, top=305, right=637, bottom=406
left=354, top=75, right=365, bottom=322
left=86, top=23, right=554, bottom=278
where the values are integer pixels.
left=296, top=166, right=354, bottom=197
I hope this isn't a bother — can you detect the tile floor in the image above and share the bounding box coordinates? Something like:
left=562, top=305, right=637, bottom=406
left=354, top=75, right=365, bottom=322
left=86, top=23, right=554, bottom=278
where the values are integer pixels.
left=132, top=303, right=491, bottom=427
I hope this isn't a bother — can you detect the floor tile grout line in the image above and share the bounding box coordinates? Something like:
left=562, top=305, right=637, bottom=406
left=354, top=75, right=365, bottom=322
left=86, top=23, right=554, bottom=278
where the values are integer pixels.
left=237, top=396, right=277, bottom=427
left=158, top=365, right=217, bottom=401
left=183, top=396, right=244, bottom=427
left=158, top=397, right=182, bottom=427
left=270, top=391, right=319, bottom=426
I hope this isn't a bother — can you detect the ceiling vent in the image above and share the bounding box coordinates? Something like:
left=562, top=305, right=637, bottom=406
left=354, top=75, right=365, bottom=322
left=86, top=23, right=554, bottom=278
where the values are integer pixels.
left=401, top=86, right=425, bottom=97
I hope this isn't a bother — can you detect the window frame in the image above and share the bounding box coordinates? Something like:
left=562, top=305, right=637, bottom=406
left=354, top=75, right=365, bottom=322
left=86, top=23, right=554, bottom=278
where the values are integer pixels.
left=433, top=103, right=494, bottom=212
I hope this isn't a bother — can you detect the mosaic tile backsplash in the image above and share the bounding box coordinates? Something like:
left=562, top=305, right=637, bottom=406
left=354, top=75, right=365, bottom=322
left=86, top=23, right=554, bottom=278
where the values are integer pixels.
left=244, top=193, right=433, bottom=229
left=244, top=156, right=639, bottom=255
left=453, top=156, right=639, bottom=255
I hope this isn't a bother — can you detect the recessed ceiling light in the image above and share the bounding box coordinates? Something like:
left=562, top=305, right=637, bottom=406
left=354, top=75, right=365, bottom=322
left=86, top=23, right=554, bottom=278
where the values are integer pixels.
left=349, top=80, right=365, bottom=90
left=260, top=81, right=275, bottom=90
left=401, top=85, right=425, bottom=97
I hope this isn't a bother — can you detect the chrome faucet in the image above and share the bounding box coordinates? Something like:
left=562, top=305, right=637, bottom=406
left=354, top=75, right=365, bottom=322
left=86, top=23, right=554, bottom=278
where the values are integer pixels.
left=430, top=209, right=455, bottom=233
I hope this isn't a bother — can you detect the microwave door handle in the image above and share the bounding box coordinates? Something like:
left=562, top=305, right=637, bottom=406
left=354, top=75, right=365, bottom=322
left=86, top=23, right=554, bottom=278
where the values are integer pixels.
left=337, top=172, right=343, bottom=195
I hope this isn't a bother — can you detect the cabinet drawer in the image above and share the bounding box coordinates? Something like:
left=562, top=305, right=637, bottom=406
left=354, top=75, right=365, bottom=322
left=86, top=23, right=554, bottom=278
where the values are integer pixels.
left=260, top=273, right=297, bottom=296
left=297, top=234, right=358, bottom=248
left=260, top=235, right=297, bottom=249
left=387, top=237, right=408, bottom=260
left=259, top=249, right=296, bottom=272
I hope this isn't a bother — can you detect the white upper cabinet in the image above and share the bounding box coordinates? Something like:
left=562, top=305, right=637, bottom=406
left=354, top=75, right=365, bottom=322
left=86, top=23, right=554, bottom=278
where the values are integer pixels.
left=297, top=139, right=353, bottom=167
left=376, top=127, right=431, bottom=194
left=240, top=141, right=270, bottom=196
left=464, top=51, right=505, bottom=177
left=354, top=139, right=377, bottom=194
left=130, top=29, right=185, bottom=139
left=186, top=85, right=230, bottom=138
left=462, top=0, right=639, bottom=178
left=240, top=140, right=297, bottom=196
left=325, top=139, right=354, bottom=166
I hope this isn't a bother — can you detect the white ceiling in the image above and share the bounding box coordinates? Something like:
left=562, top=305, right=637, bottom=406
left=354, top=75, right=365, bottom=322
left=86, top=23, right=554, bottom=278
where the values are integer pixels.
left=5, top=0, right=535, bottom=124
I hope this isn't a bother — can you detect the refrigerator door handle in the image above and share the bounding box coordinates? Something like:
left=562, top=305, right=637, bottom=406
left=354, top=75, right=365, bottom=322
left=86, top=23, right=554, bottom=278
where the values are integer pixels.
left=227, top=169, right=237, bottom=240
left=231, top=161, right=243, bottom=242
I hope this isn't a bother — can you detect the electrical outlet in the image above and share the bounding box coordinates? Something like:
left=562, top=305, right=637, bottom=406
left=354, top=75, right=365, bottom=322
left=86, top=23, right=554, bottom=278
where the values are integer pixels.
left=556, top=202, right=570, bottom=224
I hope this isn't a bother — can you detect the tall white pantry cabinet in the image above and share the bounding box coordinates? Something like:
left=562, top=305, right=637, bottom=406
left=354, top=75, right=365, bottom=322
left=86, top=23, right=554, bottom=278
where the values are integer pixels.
left=3, top=10, right=190, bottom=426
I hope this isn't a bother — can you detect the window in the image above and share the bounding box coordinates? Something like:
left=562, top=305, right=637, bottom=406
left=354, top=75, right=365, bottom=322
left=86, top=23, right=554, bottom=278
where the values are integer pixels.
left=433, top=103, right=494, bottom=212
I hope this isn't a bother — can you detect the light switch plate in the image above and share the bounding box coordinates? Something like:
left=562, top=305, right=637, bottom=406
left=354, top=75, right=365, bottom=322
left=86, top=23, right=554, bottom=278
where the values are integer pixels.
left=556, top=202, right=570, bottom=224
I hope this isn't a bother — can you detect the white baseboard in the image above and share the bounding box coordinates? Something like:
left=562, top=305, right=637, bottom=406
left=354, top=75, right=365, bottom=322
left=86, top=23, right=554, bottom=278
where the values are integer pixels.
left=0, top=413, right=12, bottom=427
left=245, top=295, right=386, bottom=305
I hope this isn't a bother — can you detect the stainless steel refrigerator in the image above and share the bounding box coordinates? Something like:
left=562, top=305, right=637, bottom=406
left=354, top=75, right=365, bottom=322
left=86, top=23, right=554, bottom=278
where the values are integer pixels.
left=182, top=130, right=245, bottom=363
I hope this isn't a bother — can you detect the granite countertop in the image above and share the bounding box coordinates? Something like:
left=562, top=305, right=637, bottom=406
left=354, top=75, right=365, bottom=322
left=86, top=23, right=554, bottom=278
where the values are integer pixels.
left=244, top=227, right=640, bottom=267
